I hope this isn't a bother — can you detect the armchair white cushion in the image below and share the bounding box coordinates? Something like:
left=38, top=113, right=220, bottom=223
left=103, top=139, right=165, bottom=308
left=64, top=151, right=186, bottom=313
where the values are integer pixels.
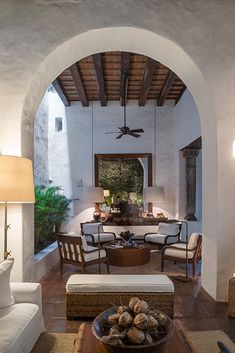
left=164, top=233, right=201, bottom=259
left=145, top=223, right=181, bottom=245
left=158, top=223, right=180, bottom=235
left=164, top=243, right=194, bottom=259
left=81, top=245, right=106, bottom=262
left=66, top=232, right=88, bottom=250
left=145, top=233, right=178, bottom=244
left=0, top=282, right=45, bottom=353
left=85, top=232, right=115, bottom=243
left=82, top=222, right=103, bottom=234
left=81, top=222, right=116, bottom=244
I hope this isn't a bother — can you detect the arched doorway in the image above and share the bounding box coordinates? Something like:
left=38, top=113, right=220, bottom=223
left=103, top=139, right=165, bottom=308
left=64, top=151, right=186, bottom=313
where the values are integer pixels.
left=19, top=27, right=217, bottom=299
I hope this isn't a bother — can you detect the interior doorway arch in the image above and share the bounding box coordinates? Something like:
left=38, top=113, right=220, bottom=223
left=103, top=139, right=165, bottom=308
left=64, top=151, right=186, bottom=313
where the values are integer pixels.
left=21, top=26, right=217, bottom=299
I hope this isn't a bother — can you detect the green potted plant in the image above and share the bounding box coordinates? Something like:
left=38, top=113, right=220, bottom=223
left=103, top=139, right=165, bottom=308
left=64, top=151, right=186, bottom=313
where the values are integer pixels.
left=34, top=185, right=71, bottom=254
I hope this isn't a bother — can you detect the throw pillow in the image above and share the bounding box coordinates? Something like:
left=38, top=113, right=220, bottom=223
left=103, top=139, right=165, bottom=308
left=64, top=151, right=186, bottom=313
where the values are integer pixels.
left=0, top=258, right=15, bottom=308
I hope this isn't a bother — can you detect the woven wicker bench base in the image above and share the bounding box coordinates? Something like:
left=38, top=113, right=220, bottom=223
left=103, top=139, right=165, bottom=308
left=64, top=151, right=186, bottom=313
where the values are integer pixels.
left=66, top=292, right=174, bottom=319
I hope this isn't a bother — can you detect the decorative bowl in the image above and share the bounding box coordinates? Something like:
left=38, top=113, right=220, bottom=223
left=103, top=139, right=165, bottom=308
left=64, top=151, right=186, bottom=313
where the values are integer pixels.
left=119, top=231, right=135, bottom=245
left=92, top=307, right=174, bottom=353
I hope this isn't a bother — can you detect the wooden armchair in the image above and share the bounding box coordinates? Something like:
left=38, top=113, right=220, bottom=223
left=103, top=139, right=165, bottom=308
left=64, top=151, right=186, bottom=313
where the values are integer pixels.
left=144, top=222, right=182, bottom=249
left=81, top=222, right=116, bottom=246
left=56, top=233, right=109, bottom=274
left=161, top=233, right=202, bottom=277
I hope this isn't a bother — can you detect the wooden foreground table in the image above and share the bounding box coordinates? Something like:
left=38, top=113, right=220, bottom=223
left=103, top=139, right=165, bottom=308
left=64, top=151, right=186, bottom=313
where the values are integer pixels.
left=73, top=323, right=191, bottom=353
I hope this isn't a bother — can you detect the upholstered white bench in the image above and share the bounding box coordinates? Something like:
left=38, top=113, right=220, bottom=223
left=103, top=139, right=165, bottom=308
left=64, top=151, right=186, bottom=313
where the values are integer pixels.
left=66, top=274, right=174, bottom=319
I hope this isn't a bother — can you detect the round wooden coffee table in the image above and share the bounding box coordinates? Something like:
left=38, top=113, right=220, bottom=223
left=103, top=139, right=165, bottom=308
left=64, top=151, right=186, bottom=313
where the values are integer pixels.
left=104, top=243, right=150, bottom=267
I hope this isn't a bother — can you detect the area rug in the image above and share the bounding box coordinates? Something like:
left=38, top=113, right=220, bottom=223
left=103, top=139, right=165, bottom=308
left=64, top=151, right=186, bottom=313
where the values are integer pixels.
left=182, top=330, right=235, bottom=353
left=31, top=333, right=76, bottom=353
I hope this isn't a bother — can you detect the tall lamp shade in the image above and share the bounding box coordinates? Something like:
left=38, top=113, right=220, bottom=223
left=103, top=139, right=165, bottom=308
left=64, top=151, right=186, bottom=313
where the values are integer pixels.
left=103, top=190, right=110, bottom=197
left=0, top=156, right=35, bottom=259
left=85, top=186, right=104, bottom=203
left=143, top=186, right=165, bottom=203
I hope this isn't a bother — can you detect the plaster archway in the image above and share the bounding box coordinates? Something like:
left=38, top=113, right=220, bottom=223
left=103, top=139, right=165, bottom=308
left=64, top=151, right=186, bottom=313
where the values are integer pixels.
left=21, top=27, right=217, bottom=299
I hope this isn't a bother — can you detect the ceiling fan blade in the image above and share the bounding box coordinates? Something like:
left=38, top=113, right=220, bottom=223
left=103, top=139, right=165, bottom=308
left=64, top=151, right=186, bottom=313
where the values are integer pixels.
left=129, top=129, right=144, bottom=133
left=127, top=132, right=141, bottom=138
left=104, top=131, right=120, bottom=134
left=116, top=133, right=123, bottom=139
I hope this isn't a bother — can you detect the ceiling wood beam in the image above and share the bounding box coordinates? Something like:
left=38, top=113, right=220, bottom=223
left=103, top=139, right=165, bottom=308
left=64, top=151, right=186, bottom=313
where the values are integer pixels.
left=69, top=63, right=89, bottom=107
left=120, top=52, right=130, bottom=106
left=93, top=53, right=107, bottom=106
left=175, top=85, right=187, bottom=105
left=138, top=58, right=157, bottom=106
left=52, top=79, right=70, bottom=106
left=157, top=70, right=177, bottom=106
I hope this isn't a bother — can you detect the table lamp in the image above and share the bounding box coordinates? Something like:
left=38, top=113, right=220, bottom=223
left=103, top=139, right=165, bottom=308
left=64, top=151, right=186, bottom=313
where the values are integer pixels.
left=0, top=156, right=35, bottom=259
left=143, top=186, right=165, bottom=203
left=84, top=186, right=104, bottom=221
left=143, top=185, right=165, bottom=215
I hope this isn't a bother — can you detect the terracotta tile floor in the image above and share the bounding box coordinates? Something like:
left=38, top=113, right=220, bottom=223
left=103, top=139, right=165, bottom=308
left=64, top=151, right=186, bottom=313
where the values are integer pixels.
left=41, top=252, right=235, bottom=339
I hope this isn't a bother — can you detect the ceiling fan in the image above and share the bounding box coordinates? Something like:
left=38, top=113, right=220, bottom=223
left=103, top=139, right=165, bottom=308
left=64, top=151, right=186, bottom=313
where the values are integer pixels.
left=105, top=72, right=144, bottom=139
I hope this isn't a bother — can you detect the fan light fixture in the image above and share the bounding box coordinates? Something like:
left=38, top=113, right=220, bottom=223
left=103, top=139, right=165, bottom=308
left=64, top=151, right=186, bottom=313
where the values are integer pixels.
left=105, top=72, right=144, bottom=139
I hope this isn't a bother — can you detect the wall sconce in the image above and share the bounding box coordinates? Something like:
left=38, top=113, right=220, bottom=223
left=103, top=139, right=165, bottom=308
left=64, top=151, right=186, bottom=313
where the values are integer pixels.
left=76, top=178, right=83, bottom=187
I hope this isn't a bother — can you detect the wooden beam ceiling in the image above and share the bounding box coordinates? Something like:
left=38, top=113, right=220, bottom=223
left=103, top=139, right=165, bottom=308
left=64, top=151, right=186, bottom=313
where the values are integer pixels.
left=52, top=79, right=70, bottom=106
left=93, top=53, right=107, bottom=106
left=69, top=63, right=89, bottom=107
left=175, top=85, right=187, bottom=105
left=138, top=58, right=158, bottom=106
left=120, top=52, right=130, bottom=106
left=56, top=52, right=186, bottom=107
left=157, top=70, right=177, bottom=106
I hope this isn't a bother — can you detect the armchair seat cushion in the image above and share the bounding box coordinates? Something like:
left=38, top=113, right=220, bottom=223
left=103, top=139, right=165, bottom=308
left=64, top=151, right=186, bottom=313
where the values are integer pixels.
left=86, top=232, right=115, bottom=243
left=145, top=233, right=177, bottom=244
left=81, top=246, right=106, bottom=262
left=164, top=243, right=194, bottom=259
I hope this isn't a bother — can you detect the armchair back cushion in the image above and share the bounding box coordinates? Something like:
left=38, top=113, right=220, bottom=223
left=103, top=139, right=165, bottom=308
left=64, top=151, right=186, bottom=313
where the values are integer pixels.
left=0, top=258, right=15, bottom=309
left=158, top=223, right=180, bottom=236
left=188, top=232, right=200, bottom=250
left=82, top=222, right=103, bottom=234
left=66, top=232, right=88, bottom=251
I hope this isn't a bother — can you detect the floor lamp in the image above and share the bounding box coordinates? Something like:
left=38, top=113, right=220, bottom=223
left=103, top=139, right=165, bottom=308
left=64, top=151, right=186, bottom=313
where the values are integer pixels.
left=0, top=156, right=35, bottom=259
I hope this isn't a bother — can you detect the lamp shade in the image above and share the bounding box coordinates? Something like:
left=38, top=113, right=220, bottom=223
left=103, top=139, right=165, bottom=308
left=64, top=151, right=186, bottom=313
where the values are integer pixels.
left=129, top=192, right=137, bottom=201
left=103, top=190, right=110, bottom=197
left=85, top=187, right=104, bottom=203
left=143, top=186, right=165, bottom=203
left=0, top=156, right=35, bottom=203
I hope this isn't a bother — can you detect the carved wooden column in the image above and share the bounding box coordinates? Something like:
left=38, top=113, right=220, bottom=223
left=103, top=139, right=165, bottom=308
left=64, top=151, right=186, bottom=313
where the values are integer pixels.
left=183, top=149, right=199, bottom=221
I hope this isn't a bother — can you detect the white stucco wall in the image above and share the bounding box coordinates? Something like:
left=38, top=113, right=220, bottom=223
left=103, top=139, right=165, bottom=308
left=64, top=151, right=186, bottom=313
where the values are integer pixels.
left=34, top=92, right=49, bottom=186
left=173, top=90, right=202, bottom=236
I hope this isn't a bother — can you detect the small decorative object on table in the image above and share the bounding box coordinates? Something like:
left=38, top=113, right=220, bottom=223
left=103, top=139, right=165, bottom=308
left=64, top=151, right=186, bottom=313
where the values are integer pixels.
left=157, top=212, right=167, bottom=220
left=228, top=273, right=235, bottom=318
left=119, top=231, right=135, bottom=246
left=92, top=296, right=173, bottom=353
left=93, top=210, right=101, bottom=222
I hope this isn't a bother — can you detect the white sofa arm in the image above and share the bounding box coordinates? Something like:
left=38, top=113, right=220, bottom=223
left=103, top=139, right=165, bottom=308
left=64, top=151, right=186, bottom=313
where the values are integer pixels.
left=10, top=282, right=43, bottom=310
